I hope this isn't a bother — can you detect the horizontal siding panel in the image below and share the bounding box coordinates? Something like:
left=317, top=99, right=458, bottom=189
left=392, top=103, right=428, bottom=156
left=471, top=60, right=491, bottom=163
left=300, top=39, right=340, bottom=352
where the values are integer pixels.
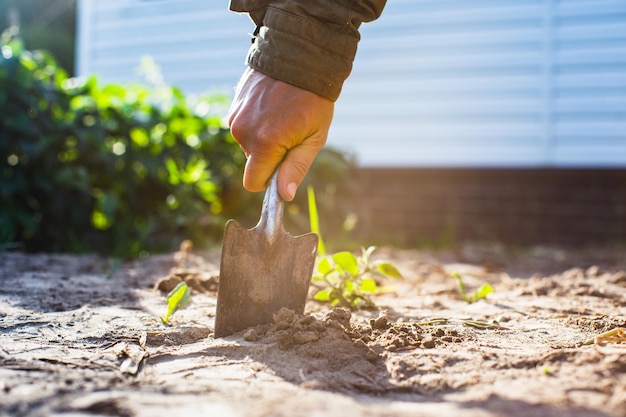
left=78, top=0, right=251, bottom=93
left=93, top=12, right=238, bottom=34
left=92, top=29, right=242, bottom=50
left=94, top=0, right=227, bottom=20
left=91, top=48, right=243, bottom=68
left=332, top=0, right=547, bottom=166
left=77, top=0, right=626, bottom=167
left=551, top=0, right=626, bottom=164
left=555, top=97, right=626, bottom=112
left=328, top=141, right=548, bottom=167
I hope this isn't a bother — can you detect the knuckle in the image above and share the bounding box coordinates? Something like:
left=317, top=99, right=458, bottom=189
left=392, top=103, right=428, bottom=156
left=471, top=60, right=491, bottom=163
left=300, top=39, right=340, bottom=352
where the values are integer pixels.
left=290, top=160, right=310, bottom=178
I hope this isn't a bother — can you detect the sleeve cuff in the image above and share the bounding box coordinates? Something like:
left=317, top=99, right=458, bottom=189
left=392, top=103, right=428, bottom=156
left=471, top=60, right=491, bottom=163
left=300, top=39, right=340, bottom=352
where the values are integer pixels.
left=244, top=7, right=359, bottom=102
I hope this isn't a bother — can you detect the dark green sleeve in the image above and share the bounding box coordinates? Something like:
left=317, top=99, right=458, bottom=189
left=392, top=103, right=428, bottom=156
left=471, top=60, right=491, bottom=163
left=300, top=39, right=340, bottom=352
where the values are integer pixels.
left=229, top=0, right=387, bottom=101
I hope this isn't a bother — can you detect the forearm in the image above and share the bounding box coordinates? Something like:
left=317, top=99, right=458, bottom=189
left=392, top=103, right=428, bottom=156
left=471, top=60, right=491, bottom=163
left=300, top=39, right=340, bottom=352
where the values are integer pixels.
left=229, top=0, right=387, bottom=101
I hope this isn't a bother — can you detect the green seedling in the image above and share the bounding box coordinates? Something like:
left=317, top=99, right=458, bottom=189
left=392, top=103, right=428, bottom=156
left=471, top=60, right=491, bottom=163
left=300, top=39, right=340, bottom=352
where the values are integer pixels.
left=452, top=272, right=493, bottom=304
left=312, top=246, right=403, bottom=309
left=540, top=366, right=552, bottom=375
left=307, top=186, right=326, bottom=256
left=160, top=282, right=191, bottom=325
left=307, top=186, right=402, bottom=309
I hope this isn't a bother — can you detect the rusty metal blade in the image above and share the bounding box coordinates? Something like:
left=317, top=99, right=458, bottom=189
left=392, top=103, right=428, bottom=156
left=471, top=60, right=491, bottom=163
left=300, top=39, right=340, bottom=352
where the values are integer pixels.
left=214, top=171, right=318, bottom=338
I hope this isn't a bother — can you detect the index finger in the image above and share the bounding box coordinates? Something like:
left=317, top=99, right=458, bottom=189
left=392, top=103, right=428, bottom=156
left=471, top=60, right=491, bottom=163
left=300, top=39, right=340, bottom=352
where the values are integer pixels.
left=242, top=152, right=285, bottom=193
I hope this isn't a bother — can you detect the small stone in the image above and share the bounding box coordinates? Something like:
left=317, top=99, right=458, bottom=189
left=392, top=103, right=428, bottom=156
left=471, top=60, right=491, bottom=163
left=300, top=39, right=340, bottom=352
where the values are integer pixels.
left=154, top=276, right=182, bottom=292
left=185, top=276, right=205, bottom=292
left=243, top=328, right=259, bottom=342
left=325, top=307, right=352, bottom=327
left=497, top=315, right=512, bottom=323
left=273, top=308, right=296, bottom=324
left=422, top=338, right=436, bottom=349
left=370, top=315, right=389, bottom=331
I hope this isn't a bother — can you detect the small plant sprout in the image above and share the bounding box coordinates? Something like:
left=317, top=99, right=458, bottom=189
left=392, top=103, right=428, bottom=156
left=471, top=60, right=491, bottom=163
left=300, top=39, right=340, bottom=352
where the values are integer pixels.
left=452, top=272, right=494, bottom=304
left=307, top=185, right=326, bottom=256
left=312, top=247, right=403, bottom=309
left=307, top=186, right=403, bottom=309
left=160, top=282, right=191, bottom=325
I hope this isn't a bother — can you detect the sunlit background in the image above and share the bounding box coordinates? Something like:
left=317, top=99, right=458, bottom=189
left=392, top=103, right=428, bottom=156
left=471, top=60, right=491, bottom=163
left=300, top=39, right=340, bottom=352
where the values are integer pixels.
left=3, top=0, right=626, bottom=250
left=70, top=0, right=626, bottom=169
left=5, top=0, right=624, bottom=168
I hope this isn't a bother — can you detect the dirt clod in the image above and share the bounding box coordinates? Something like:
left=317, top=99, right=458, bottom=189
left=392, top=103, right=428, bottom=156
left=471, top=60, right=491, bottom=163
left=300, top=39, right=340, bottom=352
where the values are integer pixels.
left=324, top=307, right=352, bottom=327
left=154, top=269, right=219, bottom=294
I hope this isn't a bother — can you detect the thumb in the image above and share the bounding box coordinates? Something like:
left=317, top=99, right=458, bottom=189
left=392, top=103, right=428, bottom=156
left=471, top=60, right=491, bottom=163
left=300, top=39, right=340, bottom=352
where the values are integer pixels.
left=277, top=143, right=323, bottom=201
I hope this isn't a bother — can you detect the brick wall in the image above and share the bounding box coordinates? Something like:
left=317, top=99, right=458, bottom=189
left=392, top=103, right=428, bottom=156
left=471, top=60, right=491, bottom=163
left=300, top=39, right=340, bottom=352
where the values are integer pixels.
left=350, top=168, right=626, bottom=246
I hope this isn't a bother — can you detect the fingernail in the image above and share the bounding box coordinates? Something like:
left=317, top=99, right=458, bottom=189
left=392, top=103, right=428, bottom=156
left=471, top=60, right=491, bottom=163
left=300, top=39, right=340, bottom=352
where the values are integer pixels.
left=286, top=182, right=297, bottom=200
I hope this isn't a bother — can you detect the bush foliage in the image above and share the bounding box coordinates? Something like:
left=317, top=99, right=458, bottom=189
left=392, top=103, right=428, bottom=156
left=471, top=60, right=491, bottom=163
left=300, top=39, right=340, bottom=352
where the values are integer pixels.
left=0, top=38, right=250, bottom=256
left=0, top=37, right=357, bottom=257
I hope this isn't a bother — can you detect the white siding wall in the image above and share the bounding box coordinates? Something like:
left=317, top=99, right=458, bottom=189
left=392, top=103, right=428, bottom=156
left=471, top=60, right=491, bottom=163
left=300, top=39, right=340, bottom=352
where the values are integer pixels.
left=76, top=0, right=251, bottom=94
left=77, top=0, right=626, bottom=168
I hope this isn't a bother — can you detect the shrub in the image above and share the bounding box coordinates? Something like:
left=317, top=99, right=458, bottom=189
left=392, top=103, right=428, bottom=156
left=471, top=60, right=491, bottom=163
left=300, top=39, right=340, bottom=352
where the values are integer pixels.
left=0, top=37, right=245, bottom=256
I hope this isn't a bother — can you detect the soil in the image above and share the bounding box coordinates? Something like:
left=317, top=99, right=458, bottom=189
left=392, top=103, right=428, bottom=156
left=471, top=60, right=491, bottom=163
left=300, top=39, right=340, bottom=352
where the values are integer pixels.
left=1, top=243, right=625, bottom=417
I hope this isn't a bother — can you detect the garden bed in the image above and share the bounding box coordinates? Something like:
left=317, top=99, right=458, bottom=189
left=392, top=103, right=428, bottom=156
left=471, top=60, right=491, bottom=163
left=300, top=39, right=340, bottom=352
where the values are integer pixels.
left=1, top=244, right=625, bottom=417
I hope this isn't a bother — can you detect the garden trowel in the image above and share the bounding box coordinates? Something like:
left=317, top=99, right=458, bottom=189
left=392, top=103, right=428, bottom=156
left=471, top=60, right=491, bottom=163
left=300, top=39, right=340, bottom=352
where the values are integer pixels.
left=214, top=169, right=318, bottom=338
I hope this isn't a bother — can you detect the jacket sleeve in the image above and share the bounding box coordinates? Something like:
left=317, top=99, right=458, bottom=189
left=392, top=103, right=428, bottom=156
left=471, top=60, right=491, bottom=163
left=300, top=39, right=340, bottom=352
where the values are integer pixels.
left=229, top=0, right=387, bottom=102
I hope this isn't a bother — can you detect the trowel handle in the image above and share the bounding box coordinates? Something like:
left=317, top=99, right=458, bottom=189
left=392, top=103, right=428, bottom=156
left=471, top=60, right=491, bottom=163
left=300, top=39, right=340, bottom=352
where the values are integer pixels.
left=258, top=168, right=284, bottom=242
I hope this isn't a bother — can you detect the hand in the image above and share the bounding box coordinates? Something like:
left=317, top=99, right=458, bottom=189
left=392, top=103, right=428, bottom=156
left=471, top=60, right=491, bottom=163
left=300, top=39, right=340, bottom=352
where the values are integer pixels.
left=228, top=68, right=334, bottom=201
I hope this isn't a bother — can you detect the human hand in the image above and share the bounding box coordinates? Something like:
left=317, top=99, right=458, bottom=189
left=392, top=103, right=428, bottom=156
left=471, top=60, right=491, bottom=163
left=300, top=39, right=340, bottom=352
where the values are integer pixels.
left=228, top=68, right=334, bottom=201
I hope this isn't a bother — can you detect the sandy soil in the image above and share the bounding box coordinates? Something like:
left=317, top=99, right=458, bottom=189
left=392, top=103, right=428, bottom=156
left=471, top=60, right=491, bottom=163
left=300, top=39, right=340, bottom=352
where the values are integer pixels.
left=1, top=244, right=625, bottom=417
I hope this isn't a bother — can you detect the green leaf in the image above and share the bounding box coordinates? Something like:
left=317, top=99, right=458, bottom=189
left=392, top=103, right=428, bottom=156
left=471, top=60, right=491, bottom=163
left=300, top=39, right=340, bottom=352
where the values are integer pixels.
left=332, top=251, right=359, bottom=276
left=165, top=158, right=180, bottom=185
left=161, top=282, right=190, bottom=324
left=360, top=277, right=377, bottom=294
left=317, top=257, right=333, bottom=275
left=472, top=283, right=494, bottom=301
left=91, top=210, right=111, bottom=230
left=180, top=158, right=207, bottom=183
left=313, top=288, right=331, bottom=302
left=307, top=186, right=326, bottom=256
left=130, top=127, right=150, bottom=147
left=376, top=262, right=403, bottom=279
left=452, top=272, right=468, bottom=302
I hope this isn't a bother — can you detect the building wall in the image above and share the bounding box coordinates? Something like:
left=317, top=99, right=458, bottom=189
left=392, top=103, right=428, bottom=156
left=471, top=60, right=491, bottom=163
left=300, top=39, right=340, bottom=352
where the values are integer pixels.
left=351, top=168, right=626, bottom=246
left=331, top=0, right=626, bottom=167
left=77, top=0, right=626, bottom=168
left=76, top=0, right=251, bottom=94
